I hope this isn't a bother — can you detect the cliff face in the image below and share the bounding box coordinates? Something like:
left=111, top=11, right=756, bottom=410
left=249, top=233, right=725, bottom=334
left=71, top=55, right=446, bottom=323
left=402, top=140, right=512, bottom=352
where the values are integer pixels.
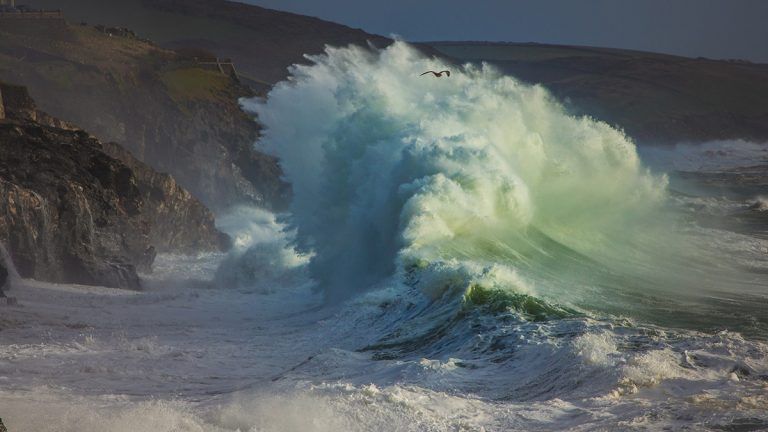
left=0, top=3, right=448, bottom=214
left=101, top=141, right=229, bottom=254
left=0, top=82, right=226, bottom=288
left=0, top=19, right=289, bottom=212
left=140, top=0, right=393, bottom=85
left=0, top=119, right=149, bottom=288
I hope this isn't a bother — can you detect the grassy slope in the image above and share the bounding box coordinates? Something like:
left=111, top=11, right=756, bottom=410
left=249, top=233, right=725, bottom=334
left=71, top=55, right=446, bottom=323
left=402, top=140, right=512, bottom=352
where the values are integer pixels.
left=430, top=42, right=768, bottom=144
left=160, top=68, right=230, bottom=102
left=0, top=20, right=243, bottom=140
left=29, top=0, right=393, bottom=87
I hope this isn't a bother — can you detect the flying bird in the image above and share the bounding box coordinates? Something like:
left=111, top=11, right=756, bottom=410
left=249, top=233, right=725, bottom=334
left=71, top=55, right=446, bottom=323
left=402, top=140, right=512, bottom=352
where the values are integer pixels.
left=420, top=70, right=451, bottom=78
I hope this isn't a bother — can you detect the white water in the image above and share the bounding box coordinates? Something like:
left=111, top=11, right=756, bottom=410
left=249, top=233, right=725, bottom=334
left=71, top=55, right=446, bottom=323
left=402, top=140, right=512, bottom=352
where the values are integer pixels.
left=243, top=41, right=669, bottom=305
left=2, top=43, right=768, bottom=431
left=2, top=243, right=768, bottom=431
left=242, top=42, right=767, bottom=329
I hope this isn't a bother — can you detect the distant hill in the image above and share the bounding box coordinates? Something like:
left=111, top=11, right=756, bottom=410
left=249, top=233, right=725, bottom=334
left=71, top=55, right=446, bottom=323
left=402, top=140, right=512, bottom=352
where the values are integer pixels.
left=429, top=42, right=768, bottom=144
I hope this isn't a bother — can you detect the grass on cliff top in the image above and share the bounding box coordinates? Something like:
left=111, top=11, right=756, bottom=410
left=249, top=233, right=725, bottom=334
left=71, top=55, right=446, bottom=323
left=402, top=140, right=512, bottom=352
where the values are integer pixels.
left=160, top=68, right=231, bottom=103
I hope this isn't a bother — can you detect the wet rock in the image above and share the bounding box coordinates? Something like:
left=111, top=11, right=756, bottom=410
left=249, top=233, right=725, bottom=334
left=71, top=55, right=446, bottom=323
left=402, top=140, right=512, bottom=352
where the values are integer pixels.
left=748, top=198, right=768, bottom=212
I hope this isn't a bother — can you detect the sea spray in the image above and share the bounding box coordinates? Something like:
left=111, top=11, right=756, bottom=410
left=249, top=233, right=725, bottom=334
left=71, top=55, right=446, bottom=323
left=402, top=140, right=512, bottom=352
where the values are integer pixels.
left=238, top=42, right=768, bottom=336
left=214, top=206, right=310, bottom=292
left=241, top=41, right=668, bottom=305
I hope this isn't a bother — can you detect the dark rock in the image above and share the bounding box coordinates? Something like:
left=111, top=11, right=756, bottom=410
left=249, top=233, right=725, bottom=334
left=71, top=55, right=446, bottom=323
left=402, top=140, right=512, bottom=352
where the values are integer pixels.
left=0, top=82, right=36, bottom=121
left=102, top=142, right=229, bottom=253
left=0, top=83, right=229, bottom=289
left=0, top=119, right=148, bottom=289
left=731, top=364, right=753, bottom=379
left=0, top=81, right=230, bottom=287
left=0, top=82, right=77, bottom=130
left=748, top=199, right=768, bottom=212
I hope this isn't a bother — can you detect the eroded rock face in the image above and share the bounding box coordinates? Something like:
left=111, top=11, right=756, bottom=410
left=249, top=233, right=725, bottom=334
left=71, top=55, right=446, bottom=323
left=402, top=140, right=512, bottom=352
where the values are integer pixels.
left=0, top=82, right=228, bottom=288
left=0, top=121, right=149, bottom=288
left=102, top=141, right=230, bottom=254
left=0, top=82, right=77, bottom=130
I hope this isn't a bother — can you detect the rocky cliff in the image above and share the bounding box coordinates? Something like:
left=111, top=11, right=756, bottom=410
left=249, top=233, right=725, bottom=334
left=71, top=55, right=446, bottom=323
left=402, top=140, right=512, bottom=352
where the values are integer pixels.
left=0, top=82, right=226, bottom=288
left=20, top=0, right=768, bottom=147
left=101, top=141, right=229, bottom=254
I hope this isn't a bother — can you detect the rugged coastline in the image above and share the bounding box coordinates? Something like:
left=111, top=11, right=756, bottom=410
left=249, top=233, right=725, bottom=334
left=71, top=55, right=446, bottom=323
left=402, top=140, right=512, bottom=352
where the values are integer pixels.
left=0, top=81, right=226, bottom=289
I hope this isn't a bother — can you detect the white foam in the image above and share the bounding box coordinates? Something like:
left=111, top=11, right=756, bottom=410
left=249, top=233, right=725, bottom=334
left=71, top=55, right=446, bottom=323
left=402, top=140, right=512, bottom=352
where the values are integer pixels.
left=213, top=206, right=311, bottom=292
left=573, top=332, right=619, bottom=367
left=242, top=41, right=668, bottom=303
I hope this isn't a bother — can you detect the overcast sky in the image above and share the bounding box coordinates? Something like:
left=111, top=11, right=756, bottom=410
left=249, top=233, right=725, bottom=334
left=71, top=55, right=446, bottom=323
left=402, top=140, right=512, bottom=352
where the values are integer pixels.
left=243, top=0, right=768, bottom=62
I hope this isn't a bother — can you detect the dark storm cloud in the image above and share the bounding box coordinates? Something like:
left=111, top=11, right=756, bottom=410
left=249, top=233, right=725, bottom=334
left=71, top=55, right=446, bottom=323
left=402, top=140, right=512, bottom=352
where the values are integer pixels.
left=242, top=0, right=768, bottom=62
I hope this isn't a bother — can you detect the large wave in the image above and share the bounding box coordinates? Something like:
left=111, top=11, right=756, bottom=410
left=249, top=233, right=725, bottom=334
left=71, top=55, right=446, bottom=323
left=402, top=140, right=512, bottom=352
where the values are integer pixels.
left=3, top=43, right=768, bottom=432
left=240, top=42, right=767, bottom=332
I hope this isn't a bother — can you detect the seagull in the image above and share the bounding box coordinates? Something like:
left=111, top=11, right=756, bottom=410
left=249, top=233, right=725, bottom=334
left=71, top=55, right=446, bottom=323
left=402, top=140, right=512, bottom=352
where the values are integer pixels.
left=420, top=70, right=451, bottom=78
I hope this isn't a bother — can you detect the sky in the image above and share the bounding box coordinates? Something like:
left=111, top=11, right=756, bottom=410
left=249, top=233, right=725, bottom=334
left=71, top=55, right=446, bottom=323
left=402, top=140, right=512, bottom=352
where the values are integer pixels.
left=243, top=0, right=768, bottom=62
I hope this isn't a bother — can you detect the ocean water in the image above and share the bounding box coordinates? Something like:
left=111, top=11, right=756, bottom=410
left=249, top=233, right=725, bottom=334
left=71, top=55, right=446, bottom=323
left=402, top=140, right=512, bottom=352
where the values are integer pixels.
left=1, top=42, right=768, bottom=431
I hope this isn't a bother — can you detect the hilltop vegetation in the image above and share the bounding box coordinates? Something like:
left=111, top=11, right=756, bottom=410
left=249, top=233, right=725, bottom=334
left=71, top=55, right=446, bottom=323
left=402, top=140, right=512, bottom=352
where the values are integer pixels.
left=159, top=68, right=231, bottom=103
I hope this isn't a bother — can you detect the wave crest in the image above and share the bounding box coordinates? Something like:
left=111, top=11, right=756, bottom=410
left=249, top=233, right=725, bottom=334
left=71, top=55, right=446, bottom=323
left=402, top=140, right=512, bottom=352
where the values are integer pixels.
left=242, top=41, right=667, bottom=306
